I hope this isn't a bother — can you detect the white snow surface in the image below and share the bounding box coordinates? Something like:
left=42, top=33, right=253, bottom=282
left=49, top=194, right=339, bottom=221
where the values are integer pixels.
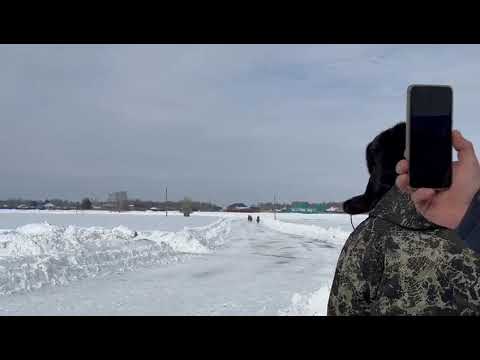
left=278, top=285, right=332, bottom=316
left=262, top=218, right=351, bottom=247
left=0, top=218, right=231, bottom=296
left=0, top=211, right=368, bottom=315
left=0, top=210, right=215, bottom=232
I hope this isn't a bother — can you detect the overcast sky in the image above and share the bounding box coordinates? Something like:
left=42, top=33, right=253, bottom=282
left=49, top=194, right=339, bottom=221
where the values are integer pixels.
left=1, top=44, right=479, bottom=205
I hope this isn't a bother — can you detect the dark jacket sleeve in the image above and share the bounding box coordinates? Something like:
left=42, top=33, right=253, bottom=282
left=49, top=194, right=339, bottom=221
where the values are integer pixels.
left=440, top=243, right=480, bottom=315
left=327, top=220, right=382, bottom=316
left=456, top=190, right=480, bottom=253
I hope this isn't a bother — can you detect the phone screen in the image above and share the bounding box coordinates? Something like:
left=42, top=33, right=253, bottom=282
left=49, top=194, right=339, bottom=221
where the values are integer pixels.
left=409, top=85, right=452, bottom=189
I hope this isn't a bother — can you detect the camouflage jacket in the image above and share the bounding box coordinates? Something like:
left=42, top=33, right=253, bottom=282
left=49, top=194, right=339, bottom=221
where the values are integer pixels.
left=328, top=186, right=480, bottom=316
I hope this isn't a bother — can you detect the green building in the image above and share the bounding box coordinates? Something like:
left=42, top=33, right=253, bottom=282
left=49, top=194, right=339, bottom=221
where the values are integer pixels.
left=288, top=202, right=327, bottom=214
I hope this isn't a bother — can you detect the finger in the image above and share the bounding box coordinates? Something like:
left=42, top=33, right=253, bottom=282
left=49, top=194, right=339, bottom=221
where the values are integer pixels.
left=453, top=130, right=479, bottom=164
left=395, top=174, right=412, bottom=193
left=411, top=189, right=434, bottom=215
left=411, top=188, right=436, bottom=204
left=415, top=197, right=432, bottom=216
left=452, top=160, right=460, bottom=171
left=396, top=159, right=409, bottom=175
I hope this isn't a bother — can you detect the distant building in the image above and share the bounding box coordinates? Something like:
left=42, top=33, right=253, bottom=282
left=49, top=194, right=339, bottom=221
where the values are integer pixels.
left=288, top=202, right=329, bottom=214
left=290, top=201, right=311, bottom=213
left=224, top=203, right=260, bottom=213
left=291, top=201, right=309, bottom=209
left=227, top=203, right=248, bottom=210
left=107, top=191, right=128, bottom=203
left=44, top=202, right=56, bottom=210
left=107, top=191, right=128, bottom=212
left=325, top=205, right=343, bottom=213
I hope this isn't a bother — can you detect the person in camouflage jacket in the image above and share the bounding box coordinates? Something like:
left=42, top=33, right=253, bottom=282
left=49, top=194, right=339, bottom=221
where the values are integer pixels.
left=327, top=184, right=480, bottom=315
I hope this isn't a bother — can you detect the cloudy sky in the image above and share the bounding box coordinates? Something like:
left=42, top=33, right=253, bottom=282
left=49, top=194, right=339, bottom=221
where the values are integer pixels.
left=0, top=44, right=479, bottom=205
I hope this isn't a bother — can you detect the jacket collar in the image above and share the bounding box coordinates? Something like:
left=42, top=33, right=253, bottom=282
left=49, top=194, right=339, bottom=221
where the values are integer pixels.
left=369, top=185, right=440, bottom=230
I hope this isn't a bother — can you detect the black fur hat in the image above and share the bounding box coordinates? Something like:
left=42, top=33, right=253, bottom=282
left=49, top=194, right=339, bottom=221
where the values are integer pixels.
left=343, top=122, right=406, bottom=215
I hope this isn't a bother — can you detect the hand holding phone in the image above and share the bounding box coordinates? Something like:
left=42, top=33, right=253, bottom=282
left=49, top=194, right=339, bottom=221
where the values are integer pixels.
left=406, top=85, right=453, bottom=189
left=396, top=130, right=480, bottom=229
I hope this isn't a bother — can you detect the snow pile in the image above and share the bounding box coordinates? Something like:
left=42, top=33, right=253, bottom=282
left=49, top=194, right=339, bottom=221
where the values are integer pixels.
left=0, top=218, right=232, bottom=296
left=0, top=223, right=139, bottom=257
left=146, top=218, right=232, bottom=254
left=278, top=285, right=331, bottom=316
left=262, top=218, right=351, bottom=247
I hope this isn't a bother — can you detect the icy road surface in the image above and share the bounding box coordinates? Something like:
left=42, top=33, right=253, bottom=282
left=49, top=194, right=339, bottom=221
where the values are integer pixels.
left=0, top=212, right=366, bottom=315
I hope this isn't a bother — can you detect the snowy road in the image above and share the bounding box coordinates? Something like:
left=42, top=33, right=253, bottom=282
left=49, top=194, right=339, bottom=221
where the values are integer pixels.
left=0, top=216, right=350, bottom=315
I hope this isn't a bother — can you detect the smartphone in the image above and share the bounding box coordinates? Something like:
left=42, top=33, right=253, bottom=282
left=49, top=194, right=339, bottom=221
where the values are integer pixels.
left=406, top=84, right=453, bottom=189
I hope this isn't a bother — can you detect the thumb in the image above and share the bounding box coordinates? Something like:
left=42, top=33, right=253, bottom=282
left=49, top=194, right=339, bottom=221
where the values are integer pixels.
left=453, top=130, right=478, bottom=164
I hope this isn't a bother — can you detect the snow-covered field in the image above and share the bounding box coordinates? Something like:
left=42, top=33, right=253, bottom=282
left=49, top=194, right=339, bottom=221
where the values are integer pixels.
left=0, top=210, right=368, bottom=315
left=0, top=210, right=216, bottom=231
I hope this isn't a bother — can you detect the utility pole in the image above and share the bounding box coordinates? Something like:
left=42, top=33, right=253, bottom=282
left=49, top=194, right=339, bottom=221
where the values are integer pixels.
left=165, top=186, right=168, bottom=216
left=274, top=193, right=277, bottom=221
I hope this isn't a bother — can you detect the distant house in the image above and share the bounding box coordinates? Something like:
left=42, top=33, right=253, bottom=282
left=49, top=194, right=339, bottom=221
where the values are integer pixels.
left=288, top=201, right=330, bottom=214
left=44, top=202, right=56, bottom=210
left=290, top=201, right=311, bottom=213
left=291, top=201, right=309, bottom=209
left=224, top=203, right=260, bottom=213
left=227, top=203, right=248, bottom=210
left=325, top=205, right=344, bottom=213
left=289, top=201, right=318, bottom=213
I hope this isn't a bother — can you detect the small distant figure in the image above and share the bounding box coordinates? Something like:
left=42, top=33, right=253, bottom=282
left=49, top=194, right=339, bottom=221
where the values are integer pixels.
left=133, top=231, right=138, bottom=237
left=256, top=216, right=260, bottom=224
left=247, top=215, right=253, bottom=222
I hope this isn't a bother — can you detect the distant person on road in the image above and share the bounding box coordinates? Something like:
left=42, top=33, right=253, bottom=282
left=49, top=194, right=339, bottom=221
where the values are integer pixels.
left=256, top=216, right=260, bottom=224
left=328, top=122, right=480, bottom=315
left=248, top=215, right=252, bottom=222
